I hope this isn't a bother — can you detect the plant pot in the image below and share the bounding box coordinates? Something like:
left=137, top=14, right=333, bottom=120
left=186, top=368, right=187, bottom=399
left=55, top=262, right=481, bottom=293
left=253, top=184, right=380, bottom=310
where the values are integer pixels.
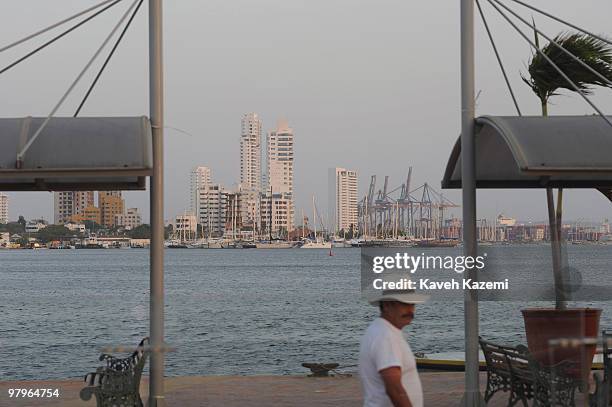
left=522, top=308, right=601, bottom=378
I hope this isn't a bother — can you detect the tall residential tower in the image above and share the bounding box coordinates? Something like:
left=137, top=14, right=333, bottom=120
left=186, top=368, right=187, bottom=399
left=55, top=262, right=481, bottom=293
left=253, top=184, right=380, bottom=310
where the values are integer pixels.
left=239, top=113, right=262, bottom=229
left=0, top=193, right=8, bottom=224
left=53, top=191, right=94, bottom=224
left=190, top=166, right=212, bottom=213
left=264, top=120, right=295, bottom=236
left=240, top=113, right=262, bottom=191
left=328, top=168, right=358, bottom=234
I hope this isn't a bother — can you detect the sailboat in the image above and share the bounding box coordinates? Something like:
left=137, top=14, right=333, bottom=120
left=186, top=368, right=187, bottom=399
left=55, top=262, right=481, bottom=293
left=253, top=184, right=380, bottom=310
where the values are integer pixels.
left=301, top=195, right=331, bottom=249
left=168, top=210, right=190, bottom=248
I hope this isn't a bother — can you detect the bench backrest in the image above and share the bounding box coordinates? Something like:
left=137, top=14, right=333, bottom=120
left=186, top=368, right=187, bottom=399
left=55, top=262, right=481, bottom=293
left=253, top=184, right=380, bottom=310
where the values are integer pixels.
left=99, top=337, right=149, bottom=396
left=603, top=331, right=612, bottom=382
left=480, top=339, right=524, bottom=373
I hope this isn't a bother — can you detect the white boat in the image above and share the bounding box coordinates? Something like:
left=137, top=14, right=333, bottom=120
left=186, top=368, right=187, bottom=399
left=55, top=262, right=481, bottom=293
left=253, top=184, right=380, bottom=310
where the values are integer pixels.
left=300, top=196, right=331, bottom=249
left=301, top=240, right=332, bottom=249
left=331, top=238, right=351, bottom=248
left=256, top=241, right=295, bottom=249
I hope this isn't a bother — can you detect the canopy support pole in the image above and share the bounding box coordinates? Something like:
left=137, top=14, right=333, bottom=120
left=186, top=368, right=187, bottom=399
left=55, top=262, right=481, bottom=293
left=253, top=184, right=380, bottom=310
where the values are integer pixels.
left=148, top=0, right=166, bottom=405
left=460, top=0, right=485, bottom=405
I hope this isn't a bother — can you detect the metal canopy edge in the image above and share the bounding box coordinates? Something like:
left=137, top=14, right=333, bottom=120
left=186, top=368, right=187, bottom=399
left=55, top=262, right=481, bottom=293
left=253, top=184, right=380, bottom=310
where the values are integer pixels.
left=442, top=115, right=612, bottom=189
left=0, top=116, right=152, bottom=191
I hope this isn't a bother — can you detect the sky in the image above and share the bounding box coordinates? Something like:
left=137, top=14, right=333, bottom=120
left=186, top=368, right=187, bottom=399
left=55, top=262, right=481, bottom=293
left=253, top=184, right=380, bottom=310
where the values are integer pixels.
left=2, top=0, right=612, bottom=224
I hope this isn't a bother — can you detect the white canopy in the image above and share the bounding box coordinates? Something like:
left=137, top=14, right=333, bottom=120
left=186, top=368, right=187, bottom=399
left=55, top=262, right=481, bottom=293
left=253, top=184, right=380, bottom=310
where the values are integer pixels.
left=0, top=116, right=152, bottom=191
left=442, top=115, right=612, bottom=189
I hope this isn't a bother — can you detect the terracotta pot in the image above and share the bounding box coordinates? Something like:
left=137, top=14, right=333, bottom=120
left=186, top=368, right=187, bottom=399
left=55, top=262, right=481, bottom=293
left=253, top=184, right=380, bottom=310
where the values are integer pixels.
left=522, top=308, right=601, bottom=378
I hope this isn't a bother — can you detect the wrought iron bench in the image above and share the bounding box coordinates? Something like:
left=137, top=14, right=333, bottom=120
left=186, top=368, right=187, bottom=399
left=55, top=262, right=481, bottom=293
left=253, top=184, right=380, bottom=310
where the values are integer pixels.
left=480, top=338, right=534, bottom=406
left=516, top=345, right=579, bottom=407
left=80, top=337, right=149, bottom=407
left=591, top=331, right=612, bottom=407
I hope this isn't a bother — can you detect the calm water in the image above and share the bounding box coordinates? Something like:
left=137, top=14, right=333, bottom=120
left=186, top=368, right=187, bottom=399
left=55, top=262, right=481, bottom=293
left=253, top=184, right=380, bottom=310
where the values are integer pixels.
left=1, top=246, right=611, bottom=380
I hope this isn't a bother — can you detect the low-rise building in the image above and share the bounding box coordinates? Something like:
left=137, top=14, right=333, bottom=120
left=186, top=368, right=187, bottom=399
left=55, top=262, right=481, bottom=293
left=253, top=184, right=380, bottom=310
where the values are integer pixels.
left=173, top=213, right=197, bottom=240
left=0, top=232, right=9, bottom=247
left=224, top=190, right=243, bottom=238
left=130, top=238, right=150, bottom=248
left=64, top=222, right=86, bottom=233
left=260, top=192, right=294, bottom=239
left=497, top=214, right=516, bottom=227
left=25, top=220, right=47, bottom=233
left=115, top=208, right=142, bottom=230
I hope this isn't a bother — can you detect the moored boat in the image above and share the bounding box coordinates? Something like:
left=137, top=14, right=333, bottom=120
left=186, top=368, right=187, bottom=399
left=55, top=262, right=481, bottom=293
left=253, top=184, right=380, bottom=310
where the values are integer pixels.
left=415, top=239, right=459, bottom=248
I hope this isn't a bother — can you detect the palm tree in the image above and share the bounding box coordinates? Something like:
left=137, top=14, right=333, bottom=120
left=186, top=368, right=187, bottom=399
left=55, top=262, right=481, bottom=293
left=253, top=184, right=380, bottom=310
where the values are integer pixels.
left=523, top=30, right=612, bottom=309
left=523, top=32, right=612, bottom=116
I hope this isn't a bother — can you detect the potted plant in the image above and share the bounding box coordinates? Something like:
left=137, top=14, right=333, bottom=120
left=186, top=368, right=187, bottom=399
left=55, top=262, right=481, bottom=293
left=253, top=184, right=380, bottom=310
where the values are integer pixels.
left=520, top=28, right=612, bottom=374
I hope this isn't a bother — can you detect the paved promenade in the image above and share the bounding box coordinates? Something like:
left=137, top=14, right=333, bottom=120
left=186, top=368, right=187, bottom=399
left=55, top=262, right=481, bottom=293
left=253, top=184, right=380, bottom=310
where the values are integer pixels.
left=0, top=373, right=588, bottom=406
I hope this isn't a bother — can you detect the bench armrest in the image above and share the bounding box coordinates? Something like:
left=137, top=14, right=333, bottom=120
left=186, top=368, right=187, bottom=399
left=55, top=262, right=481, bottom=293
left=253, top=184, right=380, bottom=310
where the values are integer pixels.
left=80, top=371, right=105, bottom=401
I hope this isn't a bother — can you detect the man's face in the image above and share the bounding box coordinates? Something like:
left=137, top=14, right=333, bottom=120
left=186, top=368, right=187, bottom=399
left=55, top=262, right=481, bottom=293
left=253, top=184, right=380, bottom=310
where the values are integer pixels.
left=383, top=301, right=415, bottom=329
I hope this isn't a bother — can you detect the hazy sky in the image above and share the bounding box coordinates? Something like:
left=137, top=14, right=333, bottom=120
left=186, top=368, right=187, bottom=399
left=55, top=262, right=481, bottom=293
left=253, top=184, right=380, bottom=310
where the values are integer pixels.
left=2, top=0, right=612, bottom=224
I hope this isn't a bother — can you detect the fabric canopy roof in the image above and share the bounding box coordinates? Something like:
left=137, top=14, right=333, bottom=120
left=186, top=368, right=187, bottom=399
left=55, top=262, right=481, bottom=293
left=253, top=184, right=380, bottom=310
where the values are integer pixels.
left=0, top=116, right=152, bottom=191
left=442, top=115, right=612, bottom=189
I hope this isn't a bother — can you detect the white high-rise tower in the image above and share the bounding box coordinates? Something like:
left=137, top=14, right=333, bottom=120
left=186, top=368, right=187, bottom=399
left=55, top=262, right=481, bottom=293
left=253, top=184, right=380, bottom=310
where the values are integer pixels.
left=240, top=113, right=262, bottom=191
left=328, top=167, right=358, bottom=234
left=190, top=166, right=212, bottom=213
left=267, top=120, right=294, bottom=194
left=240, top=113, right=262, bottom=229
left=264, top=120, right=295, bottom=236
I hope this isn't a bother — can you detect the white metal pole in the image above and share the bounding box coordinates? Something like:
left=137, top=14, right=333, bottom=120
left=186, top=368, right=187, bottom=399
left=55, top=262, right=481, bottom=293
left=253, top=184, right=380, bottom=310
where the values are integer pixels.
left=460, top=0, right=483, bottom=405
left=149, top=0, right=165, bottom=405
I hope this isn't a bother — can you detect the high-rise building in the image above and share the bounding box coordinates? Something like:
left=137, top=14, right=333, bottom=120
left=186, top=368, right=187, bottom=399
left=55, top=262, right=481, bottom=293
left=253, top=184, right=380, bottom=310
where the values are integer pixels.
left=264, top=120, right=295, bottom=235
left=74, top=192, right=95, bottom=215
left=328, top=168, right=358, bottom=234
left=70, top=206, right=101, bottom=225
left=0, top=193, right=8, bottom=224
left=54, top=192, right=74, bottom=224
left=98, top=191, right=125, bottom=227
left=190, top=166, right=212, bottom=213
left=240, top=113, right=262, bottom=191
left=267, top=120, right=294, bottom=195
left=54, top=191, right=94, bottom=224
left=196, top=184, right=228, bottom=238
left=240, top=113, right=262, bottom=228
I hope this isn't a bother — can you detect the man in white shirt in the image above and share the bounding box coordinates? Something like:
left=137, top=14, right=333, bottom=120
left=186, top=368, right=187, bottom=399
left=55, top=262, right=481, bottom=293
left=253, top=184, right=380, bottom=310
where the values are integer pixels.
left=359, top=289, right=428, bottom=407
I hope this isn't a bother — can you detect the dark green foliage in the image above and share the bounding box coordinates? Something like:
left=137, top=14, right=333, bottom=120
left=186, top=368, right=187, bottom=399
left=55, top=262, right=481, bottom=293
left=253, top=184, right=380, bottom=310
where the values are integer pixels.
left=129, top=224, right=151, bottom=239
left=83, top=220, right=104, bottom=233
left=0, top=222, right=25, bottom=234
left=36, top=225, right=73, bottom=243
left=523, top=32, right=612, bottom=106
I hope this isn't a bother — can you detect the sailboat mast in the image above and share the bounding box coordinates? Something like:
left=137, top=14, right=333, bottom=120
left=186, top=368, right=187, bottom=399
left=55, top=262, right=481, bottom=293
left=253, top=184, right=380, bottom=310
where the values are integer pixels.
left=313, top=195, right=317, bottom=241
left=269, top=186, right=273, bottom=241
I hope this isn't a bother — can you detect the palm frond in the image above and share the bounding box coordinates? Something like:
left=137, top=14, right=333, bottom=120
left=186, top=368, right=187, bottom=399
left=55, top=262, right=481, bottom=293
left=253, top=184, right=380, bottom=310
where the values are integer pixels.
left=523, top=32, right=612, bottom=104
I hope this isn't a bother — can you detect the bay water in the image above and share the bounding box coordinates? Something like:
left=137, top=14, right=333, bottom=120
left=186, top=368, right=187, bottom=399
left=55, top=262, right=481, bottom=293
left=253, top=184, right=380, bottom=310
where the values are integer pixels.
left=1, top=246, right=611, bottom=380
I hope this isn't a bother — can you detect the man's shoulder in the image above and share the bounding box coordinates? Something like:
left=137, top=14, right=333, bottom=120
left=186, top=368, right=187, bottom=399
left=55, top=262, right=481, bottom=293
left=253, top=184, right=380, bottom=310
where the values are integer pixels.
left=363, top=318, right=394, bottom=341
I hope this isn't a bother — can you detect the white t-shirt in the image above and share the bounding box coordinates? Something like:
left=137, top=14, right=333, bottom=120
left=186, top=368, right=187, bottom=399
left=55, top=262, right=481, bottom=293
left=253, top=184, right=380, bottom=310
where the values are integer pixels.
left=359, top=317, right=423, bottom=407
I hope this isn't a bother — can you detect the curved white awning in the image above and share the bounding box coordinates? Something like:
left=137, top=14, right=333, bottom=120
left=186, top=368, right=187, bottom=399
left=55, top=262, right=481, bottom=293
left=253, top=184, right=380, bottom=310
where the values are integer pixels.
left=442, top=115, right=612, bottom=189
left=0, top=116, right=152, bottom=191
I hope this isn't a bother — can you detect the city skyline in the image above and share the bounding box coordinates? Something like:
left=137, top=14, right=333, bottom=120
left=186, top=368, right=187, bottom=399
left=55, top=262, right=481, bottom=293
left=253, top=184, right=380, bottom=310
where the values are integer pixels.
left=3, top=1, right=612, bottom=224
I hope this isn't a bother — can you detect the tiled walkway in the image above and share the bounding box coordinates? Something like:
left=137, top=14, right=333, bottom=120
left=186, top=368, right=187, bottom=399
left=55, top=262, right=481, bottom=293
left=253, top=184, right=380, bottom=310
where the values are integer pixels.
left=0, top=373, right=589, bottom=406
